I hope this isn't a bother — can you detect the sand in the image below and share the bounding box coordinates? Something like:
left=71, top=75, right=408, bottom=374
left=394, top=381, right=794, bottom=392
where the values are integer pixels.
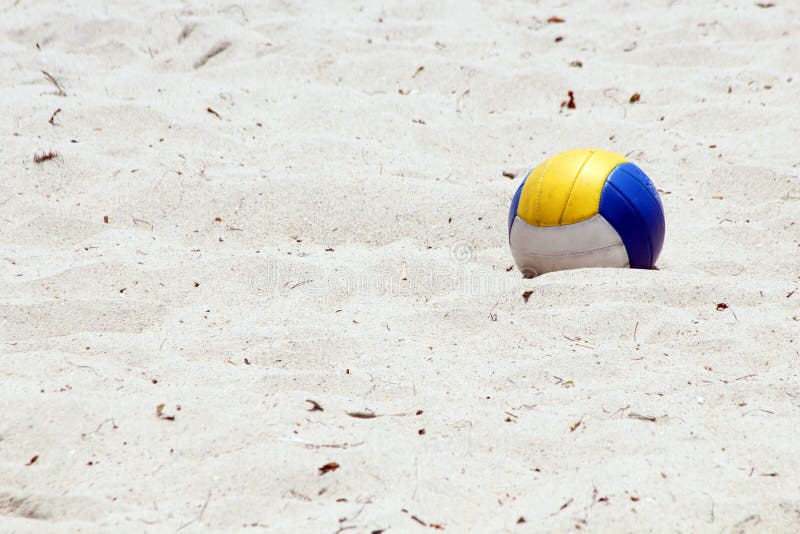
left=1, top=0, right=799, bottom=531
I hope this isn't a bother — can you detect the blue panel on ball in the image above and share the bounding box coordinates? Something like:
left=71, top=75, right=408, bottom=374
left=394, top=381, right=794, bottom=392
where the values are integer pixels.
left=599, top=163, right=665, bottom=269
left=508, top=173, right=528, bottom=235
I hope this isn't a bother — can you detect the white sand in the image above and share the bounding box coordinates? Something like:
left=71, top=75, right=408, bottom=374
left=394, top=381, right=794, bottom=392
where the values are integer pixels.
left=2, top=0, right=799, bottom=531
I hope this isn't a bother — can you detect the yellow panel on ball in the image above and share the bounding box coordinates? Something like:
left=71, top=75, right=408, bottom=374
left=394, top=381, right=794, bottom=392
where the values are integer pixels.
left=516, top=149, right=628, bottom=227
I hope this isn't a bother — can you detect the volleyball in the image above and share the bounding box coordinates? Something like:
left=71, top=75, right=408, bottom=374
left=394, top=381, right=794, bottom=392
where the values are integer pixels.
left=508, top=149, right=665, bottom=277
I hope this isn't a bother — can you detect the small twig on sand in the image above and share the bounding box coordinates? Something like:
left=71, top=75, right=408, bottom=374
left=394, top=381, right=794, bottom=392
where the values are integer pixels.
left=346, top=411, right=378, bottom=419
left=48, top=108, right=61, bottom=125
left=81, top=418, right=118, bottom=438
left=194, top=41, right=231, bottom=68
left=66, top=360, right=99, bottom=375
left=309, top=441, right=363, bottom=449
left=279, top=437, right=364, bottom=449
left=552, top=497, right=573, bottom=515
left=703, top=492, right=715, bottom=523
left=177, top=489, right=211, bottom=532
left=41, top=70, right=66, bottom=96
left=132, top=217, right=153, bottom=230
left=178, top=23, right=196, bottom=42
left=742, top=408, right=775, bottom=417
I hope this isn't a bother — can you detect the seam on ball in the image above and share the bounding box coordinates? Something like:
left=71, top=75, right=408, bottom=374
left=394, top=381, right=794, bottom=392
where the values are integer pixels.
left=520, top=243, right=625, bottom=258
left=558, top=150, right=594, bottom=225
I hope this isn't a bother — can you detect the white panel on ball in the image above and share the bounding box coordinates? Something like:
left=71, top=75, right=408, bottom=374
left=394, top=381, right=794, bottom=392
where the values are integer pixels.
left=509, top=214, right=629, bottom=277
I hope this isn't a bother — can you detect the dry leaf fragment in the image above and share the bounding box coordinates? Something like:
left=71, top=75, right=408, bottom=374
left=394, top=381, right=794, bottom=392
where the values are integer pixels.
left=522, top=290, right=534, bottom=302
left=33, top=150, right=59, bottom=163
left=306, top=399, right=324, bottom=412
left=629, top=92, right=641, bottom=103
left=560, top=90, right=576, bottom=109
left=318, top=462, right=340, bottom=475
left=156, top=403, right=176, bottom=421
left=547, top=16, right=566, bottom=23
left=346, top=411, right=377, bottom=419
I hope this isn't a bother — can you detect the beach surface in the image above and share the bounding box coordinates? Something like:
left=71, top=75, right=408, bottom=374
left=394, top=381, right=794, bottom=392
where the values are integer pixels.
left=1, top=0, right=799, bottom=531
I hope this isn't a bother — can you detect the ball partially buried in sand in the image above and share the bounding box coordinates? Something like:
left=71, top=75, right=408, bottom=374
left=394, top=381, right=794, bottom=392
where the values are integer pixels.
left=508, top=148, right=665, bottom=277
